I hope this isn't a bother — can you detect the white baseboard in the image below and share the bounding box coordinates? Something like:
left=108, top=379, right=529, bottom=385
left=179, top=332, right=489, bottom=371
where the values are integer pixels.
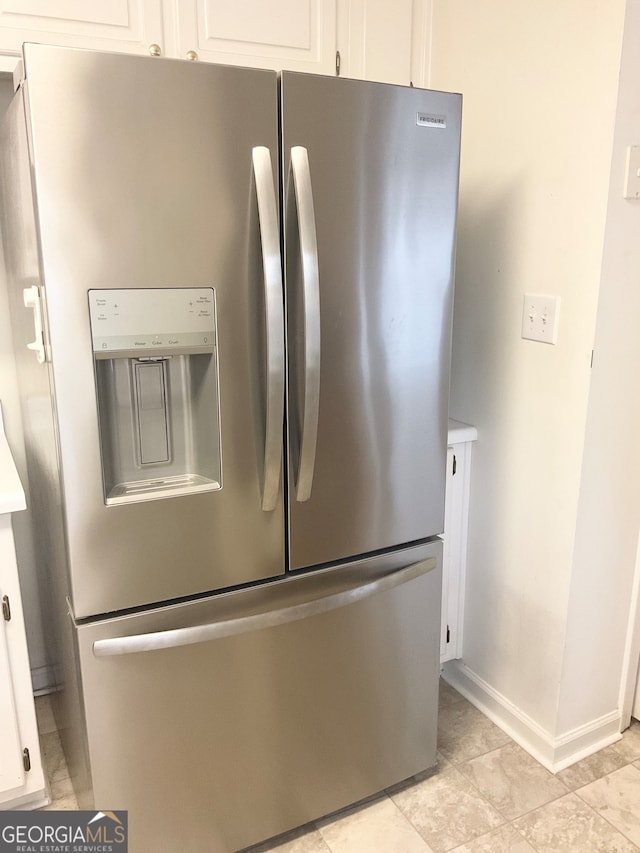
left=442, top=660, right=622, bottom=773
left=31, top=664, right=55, bottom=695
left=1, top=788, right=49, bottom=810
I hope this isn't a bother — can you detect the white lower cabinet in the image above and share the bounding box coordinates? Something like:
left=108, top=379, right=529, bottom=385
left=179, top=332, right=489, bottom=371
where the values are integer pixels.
left=0, top=410, right=45, bottom=809
left=441, top=420, right=477, bottom=663
left=0, top=525, right=27, bottom=798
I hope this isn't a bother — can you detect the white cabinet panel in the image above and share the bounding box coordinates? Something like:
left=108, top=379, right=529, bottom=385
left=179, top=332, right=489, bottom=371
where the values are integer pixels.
left=0, top=0, right=164, bottom=56
left=441, top=421, right=477, bottom=663
left=441, top=445, right=459, bottom=661
left=0, top=408, right=46, bottom=809
left=0, top=0, right=426, bottom=83
left=337, top=0, right=430, bottom=86
left=175, top=0, right=337, bottom=72
left=204, top=0, right=310, bottom=48
left=3, top=0, right=130, bottom=26
left=0, top=594, right=25, bottom=796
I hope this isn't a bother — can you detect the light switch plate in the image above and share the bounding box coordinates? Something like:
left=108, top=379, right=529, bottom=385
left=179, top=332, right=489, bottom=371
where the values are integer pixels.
left=522, top=293, right=560, bottom=344
left=624, top=146, right=640, bottom=199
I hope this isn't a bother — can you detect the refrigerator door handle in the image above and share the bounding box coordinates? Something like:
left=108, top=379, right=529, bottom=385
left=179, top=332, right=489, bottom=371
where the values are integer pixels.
left=92, top=556, right=436, bottom=657
left=23, top=285, right=47, bottom=364
left=252, top=146, right=285, bottom=511
left=290, top=146, right=321, bottom=502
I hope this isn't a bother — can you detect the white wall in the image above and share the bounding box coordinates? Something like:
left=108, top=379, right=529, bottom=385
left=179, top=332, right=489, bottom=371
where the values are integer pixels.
left=0, top=73, right=51, bottom=692
left=558, top=0, right=640, bottom=734
left=430, top=0, right=628, bottom=758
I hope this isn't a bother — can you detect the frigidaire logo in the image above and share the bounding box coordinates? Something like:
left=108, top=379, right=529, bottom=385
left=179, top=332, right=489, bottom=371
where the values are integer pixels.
left=0, top=810, right=127, bottom=853
left=416, top=112, right=447, bottom=128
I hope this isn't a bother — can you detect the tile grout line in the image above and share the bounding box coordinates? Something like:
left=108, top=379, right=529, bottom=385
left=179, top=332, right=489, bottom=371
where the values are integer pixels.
left=571, top=764, right=640, bottom=851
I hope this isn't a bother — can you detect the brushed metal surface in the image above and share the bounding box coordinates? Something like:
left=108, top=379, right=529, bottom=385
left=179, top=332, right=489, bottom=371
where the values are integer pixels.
left=93, top=556, right=434, bottom=655
left=1, top=56, right=451, bottom=851
left=281, top=73, right=462, bottom=570
left=0, top=85, right=68, bottom=692
left=75, top=541, right=442, bottom=853
left=18, top=45, right=284, bottom=617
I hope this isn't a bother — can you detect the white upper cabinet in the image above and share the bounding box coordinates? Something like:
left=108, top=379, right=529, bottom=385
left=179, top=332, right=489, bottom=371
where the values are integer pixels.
left=0, top=0, right=428, bottom=84
left=0, top=0, right=164, bottom=57
left=174, top=0, right=338, bottom=72
left=336, top=0, right=429, bottom=86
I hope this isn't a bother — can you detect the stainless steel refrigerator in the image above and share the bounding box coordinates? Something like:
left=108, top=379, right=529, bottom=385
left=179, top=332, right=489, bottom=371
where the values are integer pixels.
left=0, top=43, right=461, bottom=852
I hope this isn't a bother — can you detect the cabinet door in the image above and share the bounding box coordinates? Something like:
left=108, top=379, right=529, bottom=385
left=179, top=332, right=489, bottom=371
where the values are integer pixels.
left=0, top=517, right=45, bottom=807
left=440, top=446, right=456, bottom=660
left=441, top=440, right=473, bottom=663
left=174, top=0, right=337, bottom=72
left=0, top=606, right=25, bottom=799
left=336, top=0, right=430, bottom=86
left=0, top=0, right=164, bottom=58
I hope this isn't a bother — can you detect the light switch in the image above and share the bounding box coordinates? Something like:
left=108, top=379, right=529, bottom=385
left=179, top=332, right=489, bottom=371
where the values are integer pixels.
left=624, top=146, right=640, bottom=199
left=522, top=294, right=560, bottom=344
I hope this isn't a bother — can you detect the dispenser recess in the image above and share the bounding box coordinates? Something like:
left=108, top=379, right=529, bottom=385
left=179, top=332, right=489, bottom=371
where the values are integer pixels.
left=89, top=288, right=222, bottom=505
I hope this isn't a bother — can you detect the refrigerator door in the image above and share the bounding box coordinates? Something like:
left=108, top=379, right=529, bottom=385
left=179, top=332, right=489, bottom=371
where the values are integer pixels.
left=282, top=73, right=462, bottom=570
left=72, top=541, right=441, bottom=853
left=16, top=45, right=285, bottom=617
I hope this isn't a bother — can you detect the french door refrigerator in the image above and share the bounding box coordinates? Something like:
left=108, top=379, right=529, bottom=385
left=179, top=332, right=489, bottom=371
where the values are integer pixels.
left=0, top=44, right=461, bottom=852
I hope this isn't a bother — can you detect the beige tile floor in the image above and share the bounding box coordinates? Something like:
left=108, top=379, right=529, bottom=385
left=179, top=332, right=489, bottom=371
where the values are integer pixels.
left=34, top=681, right=640, bottom=852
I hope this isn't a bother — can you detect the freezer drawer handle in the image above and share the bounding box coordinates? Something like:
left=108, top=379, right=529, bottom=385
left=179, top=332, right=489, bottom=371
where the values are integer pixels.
left=92, top=557, right=436, bottom=658
left=252, top=146, right=285, bottom=511
left=290, top=146, right=321, bottom=503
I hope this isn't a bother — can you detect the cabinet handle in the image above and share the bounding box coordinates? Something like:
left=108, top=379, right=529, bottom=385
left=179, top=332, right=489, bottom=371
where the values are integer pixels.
left=2, top=595, right=10, bottom=621
left=148, top=44, right=161, bottom=57
left=186, top=50, right=199, bottom=61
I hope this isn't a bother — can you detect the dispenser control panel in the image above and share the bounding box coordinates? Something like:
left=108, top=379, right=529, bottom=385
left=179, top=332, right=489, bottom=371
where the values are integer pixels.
left=89, top=288, right=215, bottom=356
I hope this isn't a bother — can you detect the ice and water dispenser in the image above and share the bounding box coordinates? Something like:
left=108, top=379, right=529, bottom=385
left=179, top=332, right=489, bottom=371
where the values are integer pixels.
left=89, top=288, right=222, bottom=505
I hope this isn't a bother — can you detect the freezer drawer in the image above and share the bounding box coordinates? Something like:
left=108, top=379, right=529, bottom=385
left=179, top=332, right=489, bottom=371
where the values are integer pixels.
left=73, top=541, right=442, bottom=853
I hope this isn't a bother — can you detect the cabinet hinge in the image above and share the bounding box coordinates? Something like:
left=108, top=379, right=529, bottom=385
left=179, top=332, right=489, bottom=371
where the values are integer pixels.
left=452, top=454, right=457, bottom=476
left=446, top=625, right=451, bottom=643
left=2, top=595, right=10, bottom=621
left=23, top=747, right=31, bottom=772
left=335, top=51, right=341, bottom=77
